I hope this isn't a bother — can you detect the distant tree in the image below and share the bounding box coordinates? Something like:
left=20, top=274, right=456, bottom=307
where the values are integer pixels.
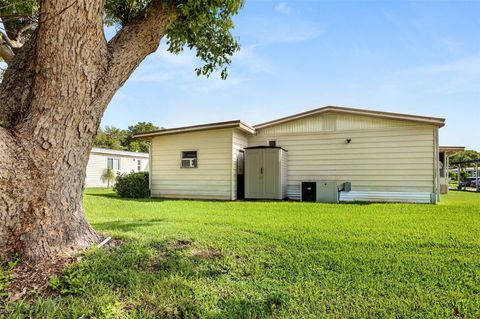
left=449, top=150, right=480, bottom=167
left=101, top=168, right=116, bottom=188
left=124, top=122, right=160, bottom=153
left=93, top=122, right=159, bottom=152
left=94, top=126, right=128, bottom=150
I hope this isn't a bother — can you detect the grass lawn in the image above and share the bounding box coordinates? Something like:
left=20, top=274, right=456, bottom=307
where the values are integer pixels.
left=4, top=189, right=480, bottom=318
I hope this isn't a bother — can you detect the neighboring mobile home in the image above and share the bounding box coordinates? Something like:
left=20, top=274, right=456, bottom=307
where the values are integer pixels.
left=85, top=148, right=149, bottom=187
left=135, top=106, right=446, bottom=203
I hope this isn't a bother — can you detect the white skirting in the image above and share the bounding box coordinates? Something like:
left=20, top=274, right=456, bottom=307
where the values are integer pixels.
left=339, top=191, right=434, bottom=204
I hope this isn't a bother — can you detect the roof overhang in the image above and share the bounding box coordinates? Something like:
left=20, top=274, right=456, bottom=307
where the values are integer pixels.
left=91, top=147, right=149, bottom=157
left=254, top=106, right=446, bottom=129
left=439, top=146, right=465, bottom=153
left=133, top=120, right=256, bottom=139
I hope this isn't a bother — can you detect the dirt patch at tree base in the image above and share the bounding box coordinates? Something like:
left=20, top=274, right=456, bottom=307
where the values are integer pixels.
left=4, top=237, right=123, bottom=304
left=6, top=255, right=78, bottom=303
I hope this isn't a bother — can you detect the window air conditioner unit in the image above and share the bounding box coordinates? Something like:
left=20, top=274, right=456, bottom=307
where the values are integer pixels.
left=182, top=158, right=196, bottom=168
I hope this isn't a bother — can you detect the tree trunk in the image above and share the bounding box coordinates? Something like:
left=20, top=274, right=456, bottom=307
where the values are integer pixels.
left=0, top=0, right=175, bottom=262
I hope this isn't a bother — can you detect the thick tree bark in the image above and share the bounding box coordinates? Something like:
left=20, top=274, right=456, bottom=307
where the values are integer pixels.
left=0, top=0, right=176, bottom=262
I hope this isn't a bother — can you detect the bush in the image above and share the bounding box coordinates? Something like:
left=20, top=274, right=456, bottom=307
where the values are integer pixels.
left=113, top=171, right=149, bottom=198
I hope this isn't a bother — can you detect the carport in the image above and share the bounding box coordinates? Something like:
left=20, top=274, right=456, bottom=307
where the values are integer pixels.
left=450, top=158, right=480, bottom=192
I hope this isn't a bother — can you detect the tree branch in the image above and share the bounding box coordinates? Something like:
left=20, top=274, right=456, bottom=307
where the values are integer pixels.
left=102, top=1, right=179, bottom=94
left=0, top=41, right=14, bottom=63
left=0, top=31, right=15, bottom=63
left=16, top=22, right=37, bottom=41
left=0, top=32, right=37, bottom=125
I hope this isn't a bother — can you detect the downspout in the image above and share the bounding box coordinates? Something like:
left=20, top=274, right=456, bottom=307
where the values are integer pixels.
left=433, top=127, right=440, bottom=203
left=149, top=140, right=153, bottom=195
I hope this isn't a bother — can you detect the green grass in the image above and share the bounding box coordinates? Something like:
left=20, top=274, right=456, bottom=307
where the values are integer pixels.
left=3, top=189, right=480, bottom=318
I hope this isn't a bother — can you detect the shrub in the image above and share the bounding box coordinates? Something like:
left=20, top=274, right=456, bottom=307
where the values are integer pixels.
left=113, top=171, right=149, bottom=198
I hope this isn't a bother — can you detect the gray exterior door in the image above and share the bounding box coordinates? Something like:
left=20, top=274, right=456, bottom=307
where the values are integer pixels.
left=245, top=148, right=281, bottom=199
left=245, top=149, right=264, bottom=198
left=263, top=149, right=279, bottom=198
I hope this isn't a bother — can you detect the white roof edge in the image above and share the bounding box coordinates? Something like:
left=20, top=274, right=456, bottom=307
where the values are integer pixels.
left=91, top=147, right=149, bottom=157
left=134, top=120, right=256, bottom=138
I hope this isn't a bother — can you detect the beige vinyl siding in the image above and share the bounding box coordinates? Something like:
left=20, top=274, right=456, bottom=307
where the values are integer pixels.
left=150, top=128, right=233, bottom=200
left=232, top=129, right=249, bottom=200
left=249, top=113, right=435, bottom=199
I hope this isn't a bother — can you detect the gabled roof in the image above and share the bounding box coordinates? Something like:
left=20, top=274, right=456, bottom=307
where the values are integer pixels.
left=254, top=106, right=446, bottom=129
left=133, top=120, right=256, bottom=139
left=134, top=106, right=445, bottom=140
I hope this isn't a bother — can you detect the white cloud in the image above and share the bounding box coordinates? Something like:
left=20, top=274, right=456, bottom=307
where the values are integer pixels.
left=275, top=3, right=291, bottom=14
left=242, top=15, right=323, bottom=46
left=398, top=57, right=480, bottom=95
left=152, top=49, right=198, bottom=68
left=401, top=57, right=480, bottom=76
left=130, top=46, right=198, bottom=83
left=233, top=45, right=274, bottom=74
left=195, top=74, right=248, bottom=92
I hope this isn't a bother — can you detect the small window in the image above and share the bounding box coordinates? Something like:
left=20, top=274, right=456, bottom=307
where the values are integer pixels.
left=268, top=140, right=277, bottom=147
left=107, top=158, right=120, bottom=171
left=137, top=159, right=142, bottom=171
left=181, top=151, right=197, bottom=168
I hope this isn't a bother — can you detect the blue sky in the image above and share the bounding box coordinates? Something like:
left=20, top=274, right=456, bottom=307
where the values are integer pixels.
left=103, top=0, right=480, bottom=150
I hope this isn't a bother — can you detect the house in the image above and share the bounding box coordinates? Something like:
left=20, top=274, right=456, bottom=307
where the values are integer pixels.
left=85, top=148, right=149, bottom=187
left=134, top=106, right=446, bottom=203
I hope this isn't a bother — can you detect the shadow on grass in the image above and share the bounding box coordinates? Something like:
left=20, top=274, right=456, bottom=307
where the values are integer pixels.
left=86, top=192, right=165, bottom=203
left=86, top=192, right=232, bottom=204
left=87, top=191, right=381, bottom=206
left=92, top=219, right=166, bottom=233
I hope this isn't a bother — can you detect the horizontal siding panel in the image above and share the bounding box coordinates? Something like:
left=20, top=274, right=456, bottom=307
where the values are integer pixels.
left=287, top=163, right=433, bottom=170
left=151, top=193, right=231, bottom=200
left=287, top=158, right=433, bottom=165
left=151, top=172, right=231, bottom=178
left=152, top=164, right=231, bottom=170
left=288, top=171, right=433, bottom=178
left=151, top=149, right=231, bottom=156
left=288, top=177, right=432, bottom=186
left=152, top=189, right=231, bottom=195
left=151, top=145, right=232, bottom=153
left=283, top=145, right=432, bottom=153
left=152, top=184, right=232, bottom=191
left=254, top=125, right=433, bottom=139
left=286, top=153, right=433, bottom=160
left=259, top=139, right=433, bottom=148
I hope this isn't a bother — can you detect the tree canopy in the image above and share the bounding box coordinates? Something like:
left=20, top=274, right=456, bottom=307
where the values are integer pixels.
left=449, top=150, right=480, bottom=167
left=94, top=122, right=160, bottom=153
left=0, top=0, right=243, bottom=79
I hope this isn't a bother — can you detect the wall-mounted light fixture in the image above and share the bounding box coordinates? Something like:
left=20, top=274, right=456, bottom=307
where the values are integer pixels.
left=346, top=138, right=352, bottom=144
